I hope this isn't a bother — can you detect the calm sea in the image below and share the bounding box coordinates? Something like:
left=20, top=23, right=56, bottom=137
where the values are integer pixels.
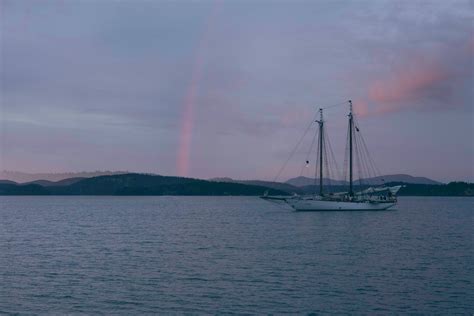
left=0, top=196, right=472, bottom=314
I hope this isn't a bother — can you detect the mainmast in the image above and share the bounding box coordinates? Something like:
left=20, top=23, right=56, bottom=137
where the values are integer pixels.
left=316, top=108, right=324, bottom=196
left=348, top=100, right=353, bottom=196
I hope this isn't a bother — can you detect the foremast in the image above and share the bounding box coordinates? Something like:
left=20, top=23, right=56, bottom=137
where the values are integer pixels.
left=348, top=100, right=353, bottom=196
left=316, top=108, right=324, bottom=196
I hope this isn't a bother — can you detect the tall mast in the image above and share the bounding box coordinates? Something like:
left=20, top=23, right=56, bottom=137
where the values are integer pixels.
left=348, top=100, right=353, bottom=196
left=317, top=108, right=324, bottom=196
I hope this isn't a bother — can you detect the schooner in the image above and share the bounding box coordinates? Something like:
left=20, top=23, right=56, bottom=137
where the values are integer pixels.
left=262, top=100, right=401, bottom=211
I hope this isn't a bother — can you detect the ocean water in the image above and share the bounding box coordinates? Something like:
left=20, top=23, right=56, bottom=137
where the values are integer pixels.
left=0, top=196, right=472, bottom=314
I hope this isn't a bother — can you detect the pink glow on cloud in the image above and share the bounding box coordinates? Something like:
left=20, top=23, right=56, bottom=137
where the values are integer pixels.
left=360, top=54, right=462, bottom=116
left=353, top=99, right=369, bottom=117
left=369, top=63, right=448, bottom=105
left=360, top=35, right=473, bottom=118
left=351, top=40, right=473, bottom=118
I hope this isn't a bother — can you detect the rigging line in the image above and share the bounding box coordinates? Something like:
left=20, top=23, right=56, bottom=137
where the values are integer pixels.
left=323, top=134, right=331, bottom=189
left=353, top=114, right=375, bottom=185
left=358, top=132, right=372, bottom=185
left=326, top=130, right=341, bottom=181
left=352, top=122, right=367, bottom=184
left=353, top=124, right=364, bottom=187
left=272, top=111, right=319, bottom=183
left=353, top=114, right=382, bottom=179
left=323, top=137, right=328, bottom=186
left=357, top=128, right=368, bottom=187
left=327, top=143, right=338, bottom=189
left=362, top=139, right=380, bottom=184
left=358, top=128, right=372, bottom=186
left=343, top=120, right=350, bottom=183
left=359, top=131, right=382, bottom=178
left=322, top=127, right=334, bottom=189
left=299, top=124, right=318, bottom=177
left=361, top=134, right=377, bottom=181
left=321, top=100, right=350, bottom=110
left=352, top=118, right=367, bottom=185
left=314, top=127, right=322, bottom=196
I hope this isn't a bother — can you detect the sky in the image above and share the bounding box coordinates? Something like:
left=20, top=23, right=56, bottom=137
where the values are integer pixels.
left=0, top=0, right=473, bottom=182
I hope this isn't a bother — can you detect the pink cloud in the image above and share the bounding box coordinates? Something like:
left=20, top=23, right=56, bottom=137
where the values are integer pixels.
left=353, top=99, right=369, bottom=117
left=358, top=41, right=473, bottom=117
left=368, top=61, right=450, bottom=110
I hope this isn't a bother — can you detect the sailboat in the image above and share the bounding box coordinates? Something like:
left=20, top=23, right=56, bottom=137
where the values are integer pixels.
left=262, top=100, right=401, bottom=211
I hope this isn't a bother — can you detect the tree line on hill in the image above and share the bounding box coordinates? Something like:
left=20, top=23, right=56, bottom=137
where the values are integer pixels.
left=0, top=173, right=472, bottom=196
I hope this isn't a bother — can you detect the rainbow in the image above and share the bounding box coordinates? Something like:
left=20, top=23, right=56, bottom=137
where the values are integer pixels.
left=176, top=1, right=221, bottom=177
left=177, top=57, right=203, bottom=177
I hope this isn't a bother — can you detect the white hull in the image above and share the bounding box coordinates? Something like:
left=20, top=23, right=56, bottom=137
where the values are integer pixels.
left=289, top=199, right=396, bottom=211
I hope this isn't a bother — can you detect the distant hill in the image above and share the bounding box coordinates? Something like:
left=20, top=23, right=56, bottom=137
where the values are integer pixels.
left=24, top=177, right=86, bottom=187
left=0, top=171, right=128, bottom=183
left=210, top=178, right=301, bottom=194
left=0, top=173, right=288, bottom=196
left=0, top=183, right=50, bottom=195
left=360, top=174, right=443, bottom=185
left=285, top=176, right=347, bottom=187
left=285, top=174, right=442, bottom=187
left=0, top=180, right=18, bottom=185
left=297, top=182, right=472, bottom=196
left=210, top=177, right=234, bottom=182
left=393, top=182, right=473, bottom=196
left=0, top=173, right=470, bottom=196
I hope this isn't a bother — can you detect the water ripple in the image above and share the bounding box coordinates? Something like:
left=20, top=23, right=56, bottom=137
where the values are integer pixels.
left=0, top=196, right=472, bottom=314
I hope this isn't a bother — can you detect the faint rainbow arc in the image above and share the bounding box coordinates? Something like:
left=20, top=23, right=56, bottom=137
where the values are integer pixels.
left=176, top=2, right=220, bottom=177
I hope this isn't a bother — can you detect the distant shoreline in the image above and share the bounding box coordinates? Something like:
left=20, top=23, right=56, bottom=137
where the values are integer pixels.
left=0, top=173, right=472, bottom=197
left=0, top=195, right=472, bottom=197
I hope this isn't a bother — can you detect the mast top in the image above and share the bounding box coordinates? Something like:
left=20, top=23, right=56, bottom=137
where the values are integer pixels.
left=348, top=100, right=353, bottom=116
left=316, top=108, right=324, bottom=124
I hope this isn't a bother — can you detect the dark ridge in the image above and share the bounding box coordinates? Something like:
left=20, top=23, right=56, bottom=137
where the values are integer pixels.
left=5, top=173, right=289, bottom=196
left=0, top=180, right=18, bottom=185
left=297, top=182, right=473, bottom=196
left=0, top=183, right=50, bottom=195
left=393, top=182, right=474, bottom=196
left=0, top=174, right=470, bottom=196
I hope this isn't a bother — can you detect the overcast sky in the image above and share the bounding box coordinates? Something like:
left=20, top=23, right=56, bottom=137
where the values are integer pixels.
left=1, top=0, right=473, bottom=182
